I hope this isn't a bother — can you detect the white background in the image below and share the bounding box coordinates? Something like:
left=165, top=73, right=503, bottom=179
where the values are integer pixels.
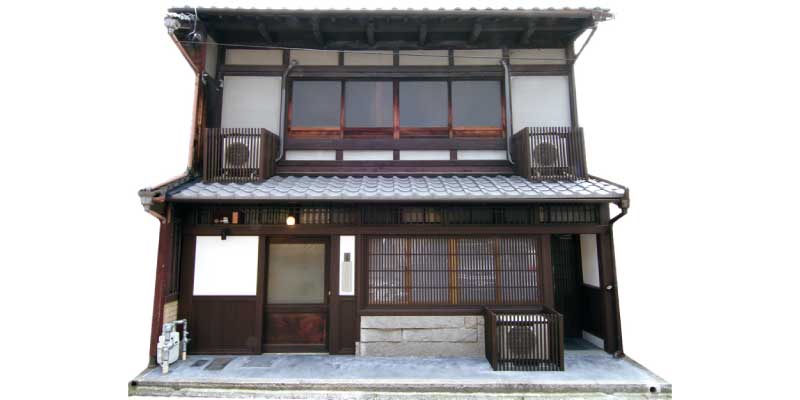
left=0, top=0, right=798, bottom=398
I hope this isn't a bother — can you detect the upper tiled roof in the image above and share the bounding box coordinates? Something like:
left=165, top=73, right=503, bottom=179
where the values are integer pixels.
left=170, top=5, right=613, bottom=20
left=168, top=175, right=625, bottom=202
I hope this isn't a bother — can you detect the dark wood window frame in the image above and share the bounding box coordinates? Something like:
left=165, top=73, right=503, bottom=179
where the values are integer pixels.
left=288, top=78, right=506, bottom=140
left=363, top=235, right=546, bottom=309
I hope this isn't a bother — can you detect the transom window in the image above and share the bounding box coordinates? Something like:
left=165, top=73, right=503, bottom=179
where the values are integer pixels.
left=289, top=79, right=504, bottom=139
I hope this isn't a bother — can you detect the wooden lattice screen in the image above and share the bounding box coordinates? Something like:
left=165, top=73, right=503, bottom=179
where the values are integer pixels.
left=366, top=236, right=542, bottom=306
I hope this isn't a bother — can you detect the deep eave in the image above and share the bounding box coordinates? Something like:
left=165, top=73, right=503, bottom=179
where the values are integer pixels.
left=166, top=6, right=613, bottom=50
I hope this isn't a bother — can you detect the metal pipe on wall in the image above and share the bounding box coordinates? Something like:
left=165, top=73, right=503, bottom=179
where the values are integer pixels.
left=500, top=59, right=514, bottom=165
left=276, top=60, right=299, bottom=161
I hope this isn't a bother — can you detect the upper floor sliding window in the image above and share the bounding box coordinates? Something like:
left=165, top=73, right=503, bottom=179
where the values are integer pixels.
left=290, top=81, right=342, bottom=128
left=289, top=79, right=504, bottom=139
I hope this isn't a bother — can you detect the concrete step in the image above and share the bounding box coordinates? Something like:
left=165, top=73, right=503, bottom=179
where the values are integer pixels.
left=129, top=380, right=672, bottom=399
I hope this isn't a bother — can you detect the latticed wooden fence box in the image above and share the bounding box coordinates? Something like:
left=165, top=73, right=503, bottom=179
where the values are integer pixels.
left=484, top=307, right=565, bottom=371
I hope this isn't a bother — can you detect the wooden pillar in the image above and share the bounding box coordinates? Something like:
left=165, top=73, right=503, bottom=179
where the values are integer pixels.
left=148, top=206, right=174, bottom=367
left=597, top=228, right=623, bottom=354
left=539, top=235, right=555, bottom=307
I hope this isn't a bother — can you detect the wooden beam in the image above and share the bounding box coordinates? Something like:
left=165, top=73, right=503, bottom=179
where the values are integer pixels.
left=366, top=21, right=376, bottom=46
left=520, top=20, right=536, bottom=45
left=256, top=22, right=273, bottom=43
left=468, top=21, right=483, bottom=44
left=311, top=17, right=325, bottom=45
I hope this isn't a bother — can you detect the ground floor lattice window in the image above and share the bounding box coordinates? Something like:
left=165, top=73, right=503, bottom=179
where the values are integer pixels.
left=366, top=236, right=541, bottom=306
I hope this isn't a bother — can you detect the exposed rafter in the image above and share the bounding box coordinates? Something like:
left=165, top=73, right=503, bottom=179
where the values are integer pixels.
left=310, top=17, right=325, bottom=45
left=519, top=20, right=536, bottom=45
left=418, top=23, right=428, bottom=46
left=366, top=21, right=376, bottom=46
left=256, top=22, right=273, bottom=44
left=468, top=21, right=483, bottom=44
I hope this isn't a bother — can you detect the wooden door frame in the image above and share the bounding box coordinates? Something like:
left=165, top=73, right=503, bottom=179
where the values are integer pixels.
left=178, top=234, right=264, bottom=355
left=262, top=236, right=331, bottom=353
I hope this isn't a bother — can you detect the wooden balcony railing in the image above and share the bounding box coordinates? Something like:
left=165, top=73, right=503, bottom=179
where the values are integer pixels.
left=511, top=127, right=588, bottom=180
left=484, top=306, right=564, bottom=371
left=203, top=128, right=278, bottom=181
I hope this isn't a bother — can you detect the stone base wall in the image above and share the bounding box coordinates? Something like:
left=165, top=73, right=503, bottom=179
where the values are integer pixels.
left=357, top=316, right=484, bottom=357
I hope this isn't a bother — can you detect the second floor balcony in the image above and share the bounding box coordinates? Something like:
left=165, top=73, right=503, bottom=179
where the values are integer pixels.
left=201, top=126, right=588, bottom=182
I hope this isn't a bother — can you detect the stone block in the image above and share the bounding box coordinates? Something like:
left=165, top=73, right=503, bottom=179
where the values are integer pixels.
left=359, top=341, right=483, bottom=357
left=361, top=316, right=466, bottom=329
left=402, top=328, right=477, bottom=343
left=360, top=329, right=402, bottom=342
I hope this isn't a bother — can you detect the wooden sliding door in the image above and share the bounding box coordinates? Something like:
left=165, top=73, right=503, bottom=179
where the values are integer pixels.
left=183, top=236, right=265, bottom=354
left=263, top=238, right=329, bottom=352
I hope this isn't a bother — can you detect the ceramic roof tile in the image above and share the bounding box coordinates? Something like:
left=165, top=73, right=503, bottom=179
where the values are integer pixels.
left=169, top=175, right=626, bottom=202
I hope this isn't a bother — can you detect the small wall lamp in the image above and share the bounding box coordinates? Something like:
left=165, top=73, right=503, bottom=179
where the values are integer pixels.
left=286, top=214, right=296, bottom=226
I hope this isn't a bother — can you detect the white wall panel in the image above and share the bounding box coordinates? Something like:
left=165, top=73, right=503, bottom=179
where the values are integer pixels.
left=510, top=75, right=571, bottom=128
left=339, top=236, right=356, bottom=295
left=457, top=150, right=507, bottom=160
left=193, top=236, right=259, bottom=296
left=220, top=76, right=282, bottom=131
left=509, top=48, right=567, bottom=65
left=289, top=49, right=339, bottom=65
left=343, top=150, right=394, bottom=161
left=225, top=49, right=283, bottom=65
left=580, top=234, right=601, bottom=288
left=399, top=50, right=449, bottom=66
left=454, top=49, right=502, bottom=65
left=344, top=51, right=394, bottom=66
left=284, top=150, right=336, bottom=161
left=399, top=150, right=451, bottom=160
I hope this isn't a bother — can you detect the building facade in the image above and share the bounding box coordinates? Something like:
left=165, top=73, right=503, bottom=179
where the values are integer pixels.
left=139, top=6, right=628, bottom=367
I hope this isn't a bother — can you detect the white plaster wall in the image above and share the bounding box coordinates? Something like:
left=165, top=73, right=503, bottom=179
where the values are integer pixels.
left=509, top=48, right=567, bottom=65
left=399, top=50, right=449, bottom=66
left=225, top=49, right=284, bottom=65
left=457, top=150, right=508, bottom=160
left=204, top=35, right=218, bottom=77
left=453, top=49, right=502, bottom=66
left=510, top=75, right=571, bottom=128
left=284, top=150, right=337, bottom=161
left=580, top=234, right=601, bottom=287
left=220, top=76, right=282, bottom=132
left=343, top=150, right=394, bottom=161
left=344, top=51, right=394, bottom=66
left=289, top=49, right=339, bottom=65
left=399, top=150, right=450, bottom=161
left=193, top=236, right=259, bottom=296
left=339, top=236, right=356, bottom=295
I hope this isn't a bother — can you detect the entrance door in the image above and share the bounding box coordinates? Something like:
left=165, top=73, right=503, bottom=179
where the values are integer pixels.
left=551, top=234, right=583, bottom=338
left=264, top=239, right=329, bottom=352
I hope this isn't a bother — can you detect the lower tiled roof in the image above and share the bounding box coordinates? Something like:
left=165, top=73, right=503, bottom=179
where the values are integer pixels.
left=168, top=175, right=625, bottom=202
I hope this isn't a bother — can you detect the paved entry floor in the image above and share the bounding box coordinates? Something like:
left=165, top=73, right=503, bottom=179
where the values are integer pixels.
left=131, top=347, right=670, bottom=399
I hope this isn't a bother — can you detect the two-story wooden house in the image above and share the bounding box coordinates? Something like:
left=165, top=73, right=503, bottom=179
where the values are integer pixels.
left=138, top=6, right=634, bottom=375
